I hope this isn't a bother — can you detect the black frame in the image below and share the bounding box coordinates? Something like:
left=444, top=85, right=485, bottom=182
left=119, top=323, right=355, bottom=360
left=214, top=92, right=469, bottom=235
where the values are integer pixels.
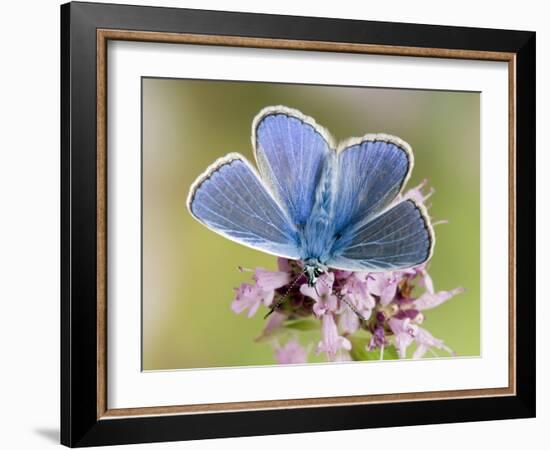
left=61, top=1, right=536, bottom=447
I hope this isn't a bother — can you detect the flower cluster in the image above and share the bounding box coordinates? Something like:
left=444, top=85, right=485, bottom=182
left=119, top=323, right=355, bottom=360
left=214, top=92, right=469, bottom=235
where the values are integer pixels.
left=231, top=182, right=464, bottom=364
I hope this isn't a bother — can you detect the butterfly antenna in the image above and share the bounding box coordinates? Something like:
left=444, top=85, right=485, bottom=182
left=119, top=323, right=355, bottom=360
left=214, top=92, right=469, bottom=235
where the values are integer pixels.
left=264, top=270, right=305, bottom=319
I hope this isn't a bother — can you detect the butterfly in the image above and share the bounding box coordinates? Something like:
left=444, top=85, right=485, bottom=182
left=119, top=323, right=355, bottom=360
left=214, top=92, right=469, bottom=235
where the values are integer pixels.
left=187, top=106, right=434, bottom=289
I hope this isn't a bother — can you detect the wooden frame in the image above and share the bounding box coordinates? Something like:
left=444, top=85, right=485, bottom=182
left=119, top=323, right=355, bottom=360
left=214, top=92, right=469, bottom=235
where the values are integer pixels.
left=61, top=1, right=535, bottom=446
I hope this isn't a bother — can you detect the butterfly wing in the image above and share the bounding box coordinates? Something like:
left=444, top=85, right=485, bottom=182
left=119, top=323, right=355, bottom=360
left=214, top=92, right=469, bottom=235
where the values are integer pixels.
left=332, top=135, right=413, bottom=234
left=325, top=134, right=431, bottom=271
left=327, top=199, right=434, bottom=271
left=252, top=106, right=333, bottom=227
left=187, top=153, right=300, bottom=259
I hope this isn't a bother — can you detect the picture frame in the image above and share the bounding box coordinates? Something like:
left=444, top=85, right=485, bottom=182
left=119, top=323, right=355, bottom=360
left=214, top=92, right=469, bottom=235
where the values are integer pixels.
left=60, top=1, right=535, bottom=447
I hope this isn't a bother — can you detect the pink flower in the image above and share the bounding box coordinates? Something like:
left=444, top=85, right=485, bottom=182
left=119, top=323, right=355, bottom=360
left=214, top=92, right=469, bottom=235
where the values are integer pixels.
left=414, top=287, right=464, bottom=310
left=339, top=307, right=361, bottom=335
left=390, top=179, right=434, bottom=208
left=339, top=274, right=375, bottom=333
left=317, top=313, right=351, bottom=360
left=232, top=266, right=292, bottom=317
left=275, top=339, right=308, bottom=364
left=389, top=317, right=454, bottom=359
left=367, top=272, right=398, bottom=306
left=415, top=264, right=435, bottom=294
left=412, top=327, right=454, bottom=359
left=254, top=267, right=290, bottom=291
left=388, top=318, right=418, bottom=358
left=393, top=262, right=434, bottom=293
left=300, top=272, right=338, bottom=317
left=368, top=326, right=386, bottom=351
left=404, top=179, right=434, bottom=205
left=231, top=283, right=265, bottom=318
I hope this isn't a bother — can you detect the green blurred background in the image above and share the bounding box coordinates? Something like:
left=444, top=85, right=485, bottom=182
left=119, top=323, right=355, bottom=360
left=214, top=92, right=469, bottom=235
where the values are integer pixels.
left=142, top=77, right=480, bottom=370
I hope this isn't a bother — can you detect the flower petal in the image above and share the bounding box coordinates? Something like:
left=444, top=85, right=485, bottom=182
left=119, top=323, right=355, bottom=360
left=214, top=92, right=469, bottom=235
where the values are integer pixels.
left=388, top=318, right=417, bottom=358
left=231, top=283, right=264, bottom=317
left=254, top=268, right=290, bottom=291
left=339, top=307, right=360, bottom=334
left=316, top=272, right=335, bottom=296
left=367, top=273, right=397, bottom=306
left=300, top=284, right=320, bottom=303
left=317, top=314, right=351, bottom=360
left=275, top=339, right=308, bottom=364
left=420, top=268, right=435, bottom=294
left=414, top=326, right=454, bottom=356
left=412, top=344, right=429, bottom=359
left=414, top=287, right=464, bottom=310
left=301, top=274, right=338, bottom=317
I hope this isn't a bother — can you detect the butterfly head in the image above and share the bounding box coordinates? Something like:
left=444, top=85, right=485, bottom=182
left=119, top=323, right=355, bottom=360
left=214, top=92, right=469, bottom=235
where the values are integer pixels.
left=303, top=259, right=327, bottom=287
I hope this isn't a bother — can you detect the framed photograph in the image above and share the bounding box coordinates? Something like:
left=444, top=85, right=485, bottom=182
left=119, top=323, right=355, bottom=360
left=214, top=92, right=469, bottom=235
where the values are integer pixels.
left=61, top=1, right=535, bottom=447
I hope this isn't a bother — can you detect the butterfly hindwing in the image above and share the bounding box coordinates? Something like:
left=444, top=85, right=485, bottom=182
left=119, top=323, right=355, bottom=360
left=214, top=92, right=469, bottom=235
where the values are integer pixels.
left=327, top=199, right=434, bottom=271
left=187, top=153, right=300, bottom=259
left=253, top=106, right=332, bottom=227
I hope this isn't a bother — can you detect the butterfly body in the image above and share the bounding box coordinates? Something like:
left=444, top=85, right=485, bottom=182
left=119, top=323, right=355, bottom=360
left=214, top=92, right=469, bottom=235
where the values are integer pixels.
left=187, top=106, right=434, bottom=286
left=298, top=152, right=338, bottom=264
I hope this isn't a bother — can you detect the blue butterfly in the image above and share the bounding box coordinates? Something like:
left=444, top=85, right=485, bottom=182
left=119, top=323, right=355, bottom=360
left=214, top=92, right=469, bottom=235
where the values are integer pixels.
left=187, top=106, right=434, bottom=288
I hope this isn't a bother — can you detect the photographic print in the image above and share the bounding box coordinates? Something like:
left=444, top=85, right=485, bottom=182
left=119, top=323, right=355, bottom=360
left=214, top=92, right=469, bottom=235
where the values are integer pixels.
left=142, top=78, right=480, bottom=370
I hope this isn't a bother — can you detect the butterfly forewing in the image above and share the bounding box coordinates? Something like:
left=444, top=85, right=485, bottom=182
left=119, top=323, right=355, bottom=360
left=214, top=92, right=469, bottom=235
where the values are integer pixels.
left=187, top=154, right=300, bottom=259
left=253, top=106, right=332, bottom=227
